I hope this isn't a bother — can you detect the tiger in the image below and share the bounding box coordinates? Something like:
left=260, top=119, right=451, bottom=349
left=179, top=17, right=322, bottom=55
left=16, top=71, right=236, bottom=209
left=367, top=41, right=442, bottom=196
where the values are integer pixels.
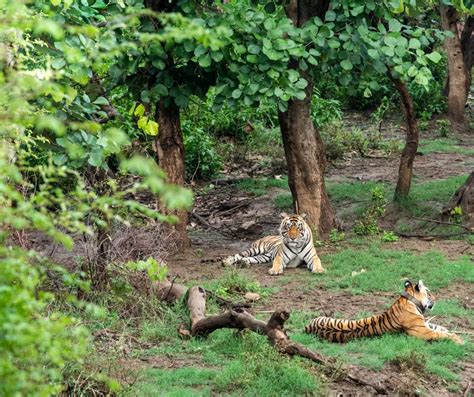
left=304, top=280, right=464, bottom=344
left=222, top=212, right=324, bottom=276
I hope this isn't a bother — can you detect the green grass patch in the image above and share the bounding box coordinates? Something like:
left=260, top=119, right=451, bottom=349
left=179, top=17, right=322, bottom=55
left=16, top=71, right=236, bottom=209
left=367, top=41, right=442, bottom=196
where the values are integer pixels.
left=419, top=138, right=474, bottom=156
left=236, top=177, right=289, bottom=196
left=317, top=245, right=473, bottom=294
left=398, top=174, right=469, bottom=217
left=130, top=331, right=324, bottom=396
left=273, top=193, right=293, bottom=209
left=326, top=181, right=388, bottom=204
left=203, top=269, right=276, bottom=300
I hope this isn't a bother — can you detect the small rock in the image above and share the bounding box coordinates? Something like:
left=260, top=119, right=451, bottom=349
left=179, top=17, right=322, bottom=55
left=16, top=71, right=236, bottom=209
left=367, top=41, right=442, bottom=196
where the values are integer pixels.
left=244, top=292, right=261, bottom=302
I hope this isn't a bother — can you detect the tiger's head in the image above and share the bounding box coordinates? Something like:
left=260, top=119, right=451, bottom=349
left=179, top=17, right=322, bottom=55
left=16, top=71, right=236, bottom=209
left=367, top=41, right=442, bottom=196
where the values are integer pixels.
left=279, top=213, right=309, bottom=244
left=404, top=280, right=435, bottom=311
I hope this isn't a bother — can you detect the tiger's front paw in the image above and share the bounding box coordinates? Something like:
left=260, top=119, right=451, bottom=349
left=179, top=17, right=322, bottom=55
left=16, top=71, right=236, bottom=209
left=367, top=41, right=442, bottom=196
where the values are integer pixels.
left=222, top=255, right=238, bottom=267
left=311, top=267, right=326, bottom=274
left=268, top=267, right=283, bottom=276
left=240, top=257, right=251, bottom=267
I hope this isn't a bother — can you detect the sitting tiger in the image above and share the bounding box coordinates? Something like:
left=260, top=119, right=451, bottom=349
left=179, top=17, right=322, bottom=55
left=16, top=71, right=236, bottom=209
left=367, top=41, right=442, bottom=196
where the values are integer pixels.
left=305, top=280, right=464, bottom=344
left=222, top=213, right=324, bottom=276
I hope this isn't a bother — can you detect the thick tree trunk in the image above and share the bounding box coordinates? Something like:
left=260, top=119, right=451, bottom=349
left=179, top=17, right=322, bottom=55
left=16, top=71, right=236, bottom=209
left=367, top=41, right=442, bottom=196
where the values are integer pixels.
left=154, top=99, right=190, bottom=248
left=441, top=5, right=468, bottom=124
left=279, top=0, right=334, bottom=237
left=389, top=74, right=419, bottom=200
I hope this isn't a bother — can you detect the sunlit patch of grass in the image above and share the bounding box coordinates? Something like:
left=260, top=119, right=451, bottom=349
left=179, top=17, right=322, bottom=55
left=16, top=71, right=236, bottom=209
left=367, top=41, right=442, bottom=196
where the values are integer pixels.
left=236, top=177, right=289, bottom=196
left=419, top=138, right=474, bottom=156
left=317, top=245, right=473, bottom=294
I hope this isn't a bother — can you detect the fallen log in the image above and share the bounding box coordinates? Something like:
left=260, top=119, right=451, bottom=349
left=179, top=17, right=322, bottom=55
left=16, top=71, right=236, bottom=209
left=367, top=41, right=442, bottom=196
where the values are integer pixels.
left=154, top=278, right=388, bottom=394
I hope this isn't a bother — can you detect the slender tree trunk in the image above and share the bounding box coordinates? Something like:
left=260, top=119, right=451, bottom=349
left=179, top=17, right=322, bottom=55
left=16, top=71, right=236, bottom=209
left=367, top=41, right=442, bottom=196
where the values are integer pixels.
left=389, top=74, right=419, bottom=200
left=154, top=99, right=190, bottom=248
left=441, top=5, right=468, bottom=124
left=279, top=0, right=334, bottom=237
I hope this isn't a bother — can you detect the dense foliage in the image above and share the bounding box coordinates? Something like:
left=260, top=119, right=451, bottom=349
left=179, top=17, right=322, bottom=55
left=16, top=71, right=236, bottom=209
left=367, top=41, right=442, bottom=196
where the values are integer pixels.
left=1, top=0, right=472, bottom=394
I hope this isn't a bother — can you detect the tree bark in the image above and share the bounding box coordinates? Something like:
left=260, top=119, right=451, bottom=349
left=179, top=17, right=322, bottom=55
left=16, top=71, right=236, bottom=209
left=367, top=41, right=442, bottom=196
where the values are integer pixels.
left=388, top=74, right=419, bottom=200
left=153, top=99, right=190, bottom=248
left=441, top=5, right=468, bottom=124
left=278, top=0, right=335, bottom=237
left=461, top=16, right=474, bottom=93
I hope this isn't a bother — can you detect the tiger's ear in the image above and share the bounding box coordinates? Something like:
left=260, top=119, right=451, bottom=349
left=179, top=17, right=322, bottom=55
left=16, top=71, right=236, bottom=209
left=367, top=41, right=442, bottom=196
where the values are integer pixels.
left=415, top=279, right=424, bottom=292
left=300, top=213, right=307, bottom=219
left=404, top=280, right=413, bottom=289
left=280, top=212, right=289, bottom=219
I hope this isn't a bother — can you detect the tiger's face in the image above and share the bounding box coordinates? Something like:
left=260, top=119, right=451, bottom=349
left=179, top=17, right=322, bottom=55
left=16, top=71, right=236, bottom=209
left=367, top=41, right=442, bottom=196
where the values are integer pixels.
left=405, top=280, right=435, bottom=310
left=279, top=213, right=308, bottom=243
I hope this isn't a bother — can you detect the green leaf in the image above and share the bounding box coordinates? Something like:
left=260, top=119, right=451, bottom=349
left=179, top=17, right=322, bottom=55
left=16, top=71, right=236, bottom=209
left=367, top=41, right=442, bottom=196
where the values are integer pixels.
left=325, top=10, right=336, bottom=21
left=328, top=39, right=340, bottom=49
left=93, top=96, right=109, bottom=106
left=248, top=45, right=260, bottom=55
left=409, top=38, right=420, bottom=49
left=367, top=49, right=379, bottom=59
left=137, top=116, right=148, bottom=131
left=388, top=19, right=402, bottom=32
left=37, top=115, right=65, bottom=136
left=198, top=54, right=211, bottom=68
left=134, top=104, right=145, bottom=118
left=231, top=89, right=242, bottom=99
left=246, top=54, right=259, bottom=63
left=340, top=59, right=353, bottom=71
left=426, top=51, right=442, bottom=63
left=145, top=120, right=159, bottom=136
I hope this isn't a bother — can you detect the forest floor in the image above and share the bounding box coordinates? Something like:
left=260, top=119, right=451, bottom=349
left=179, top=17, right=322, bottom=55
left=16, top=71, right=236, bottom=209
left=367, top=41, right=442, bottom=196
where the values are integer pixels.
left=55, top=117, right=473, bottom=396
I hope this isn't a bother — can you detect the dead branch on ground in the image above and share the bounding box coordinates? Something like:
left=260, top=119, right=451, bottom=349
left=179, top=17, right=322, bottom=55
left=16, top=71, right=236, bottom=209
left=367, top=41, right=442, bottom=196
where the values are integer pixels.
left=153, top=279, right=388, bottom=394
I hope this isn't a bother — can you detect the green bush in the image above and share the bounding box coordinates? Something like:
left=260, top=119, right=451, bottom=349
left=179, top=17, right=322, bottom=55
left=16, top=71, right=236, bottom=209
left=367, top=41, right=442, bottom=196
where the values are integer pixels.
left=0, top=248, right=87, bottom=396
left=183, top=121, right=223, bottom=180
left=311, top=93, right=343, bottom=127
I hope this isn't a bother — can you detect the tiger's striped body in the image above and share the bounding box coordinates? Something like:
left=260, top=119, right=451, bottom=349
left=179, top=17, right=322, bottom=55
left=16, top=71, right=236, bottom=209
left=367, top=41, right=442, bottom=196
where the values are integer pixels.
left=223, top=213, right=324, bottom=276
left=305, top=280, right=464, bottom=344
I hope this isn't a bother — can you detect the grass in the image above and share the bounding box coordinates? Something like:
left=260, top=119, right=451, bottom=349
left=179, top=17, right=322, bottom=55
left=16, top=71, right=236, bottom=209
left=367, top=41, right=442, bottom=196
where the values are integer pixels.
left=317, top=244, right=473, bottom=294
left=236, top=177, right=288, bottom=196
left=95, top=246, right=473, bottom=396
left=419, top=138, right=474, bottom=156
left=130, top=329, right=325, bottom=396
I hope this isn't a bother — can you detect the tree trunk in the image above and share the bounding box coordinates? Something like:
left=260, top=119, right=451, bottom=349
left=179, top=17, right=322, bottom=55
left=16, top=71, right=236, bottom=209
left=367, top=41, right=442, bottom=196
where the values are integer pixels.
left=441, top=5, right=468, bottom=124
left=279, top=0, right=334, bottom=237
left=154, top=99, right=190, bottom=248
left=461, top=16, right=474, bottom=93
left=389, top=74, right=419, bottom=200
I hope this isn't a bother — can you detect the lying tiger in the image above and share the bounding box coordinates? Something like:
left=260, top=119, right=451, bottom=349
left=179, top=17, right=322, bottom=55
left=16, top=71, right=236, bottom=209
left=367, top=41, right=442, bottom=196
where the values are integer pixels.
left=223, top=213, right=324, bottom=276
left=305, top=280, right=464, bottom=344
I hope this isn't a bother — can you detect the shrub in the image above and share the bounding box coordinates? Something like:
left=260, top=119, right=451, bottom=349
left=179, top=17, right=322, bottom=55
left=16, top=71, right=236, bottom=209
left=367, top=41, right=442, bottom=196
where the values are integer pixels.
left=183, top=121, right=223, bottom=180
left=0, top=248, right=88, bottom=396
left=353, top=187, right=387, bottom=236
left=311, top=94, right=343, bottom=127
